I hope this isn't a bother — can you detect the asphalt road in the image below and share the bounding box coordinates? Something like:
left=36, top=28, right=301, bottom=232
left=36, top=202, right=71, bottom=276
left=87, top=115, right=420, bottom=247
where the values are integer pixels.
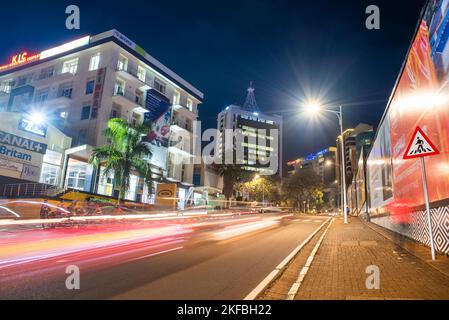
left=0, top=215, right=329, bottom=300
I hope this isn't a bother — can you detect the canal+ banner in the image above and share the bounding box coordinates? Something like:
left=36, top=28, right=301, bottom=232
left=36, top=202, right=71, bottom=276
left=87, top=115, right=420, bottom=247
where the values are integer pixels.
left=0, top=130, right=47, bottom=182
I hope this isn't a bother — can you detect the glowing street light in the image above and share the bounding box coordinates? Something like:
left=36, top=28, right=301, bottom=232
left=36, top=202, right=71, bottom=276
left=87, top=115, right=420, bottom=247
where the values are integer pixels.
left=304, top=100, right=322, bottom=115
left=303, top=100, right=348, bottom=224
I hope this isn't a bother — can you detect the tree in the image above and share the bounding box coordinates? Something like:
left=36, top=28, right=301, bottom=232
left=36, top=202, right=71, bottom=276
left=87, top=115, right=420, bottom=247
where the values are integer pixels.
left=89, top=118, right=153, bottom=204
left=216, top=164, right=244, bottom=208
left=281, top=168, right=323, bottom=212
left=239, top=175, right=281, bottom=204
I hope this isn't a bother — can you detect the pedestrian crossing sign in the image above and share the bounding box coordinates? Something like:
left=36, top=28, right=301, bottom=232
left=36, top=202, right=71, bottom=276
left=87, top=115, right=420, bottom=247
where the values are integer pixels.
left=403, top=126, right=439, bottom=159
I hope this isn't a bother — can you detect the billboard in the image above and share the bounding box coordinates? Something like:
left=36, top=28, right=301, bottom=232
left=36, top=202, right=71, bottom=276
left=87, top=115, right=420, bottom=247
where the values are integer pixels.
left=368, top=0, right=449, bottom=217
left=389, top=0, right=449, bottom=209
left=143, top=89, right=172, bottom=171
left=367, top=117, right=393, bottom=212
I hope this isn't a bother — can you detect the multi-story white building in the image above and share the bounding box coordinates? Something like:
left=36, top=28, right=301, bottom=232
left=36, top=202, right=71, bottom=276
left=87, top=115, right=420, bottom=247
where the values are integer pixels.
left=216, top=84, right=283, bottom=177
left=0, top=30, right=203, bottom=203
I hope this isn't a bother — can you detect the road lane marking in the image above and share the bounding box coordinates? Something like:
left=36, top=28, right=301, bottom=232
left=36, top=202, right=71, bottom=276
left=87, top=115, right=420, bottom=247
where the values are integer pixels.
left=244, top=217, right=331, bottom=300
left=286, top=218, right=334, bottom=300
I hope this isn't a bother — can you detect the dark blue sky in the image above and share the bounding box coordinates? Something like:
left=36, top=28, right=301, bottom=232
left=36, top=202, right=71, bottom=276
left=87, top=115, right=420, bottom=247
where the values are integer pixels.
left=0, top=0, right=426, bottom=163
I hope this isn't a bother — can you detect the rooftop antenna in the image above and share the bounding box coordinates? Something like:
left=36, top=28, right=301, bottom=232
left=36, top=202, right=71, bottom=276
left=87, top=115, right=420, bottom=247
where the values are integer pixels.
left=243, top=81, right=259, bottom=111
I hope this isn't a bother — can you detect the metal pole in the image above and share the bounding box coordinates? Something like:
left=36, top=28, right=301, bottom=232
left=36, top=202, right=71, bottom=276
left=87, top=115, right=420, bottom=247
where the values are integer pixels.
left=339, top=106, right=348, bottom=224
left=420, top=157, right=436, bottom=260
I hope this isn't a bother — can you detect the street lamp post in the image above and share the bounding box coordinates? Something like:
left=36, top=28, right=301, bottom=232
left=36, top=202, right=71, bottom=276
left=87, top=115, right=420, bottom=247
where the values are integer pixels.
left=305, top=103, right=348, bottom=224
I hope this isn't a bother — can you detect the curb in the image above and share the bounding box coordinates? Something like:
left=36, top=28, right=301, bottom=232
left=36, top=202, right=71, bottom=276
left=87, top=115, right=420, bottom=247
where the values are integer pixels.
left=244, top=217, right=332, bottom=300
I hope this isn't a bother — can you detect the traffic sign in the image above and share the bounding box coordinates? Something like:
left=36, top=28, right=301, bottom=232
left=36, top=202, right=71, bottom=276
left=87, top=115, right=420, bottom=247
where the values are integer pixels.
left=403, top=126, right=439, bottom=159
left=402, top=126, right=439, bottom=260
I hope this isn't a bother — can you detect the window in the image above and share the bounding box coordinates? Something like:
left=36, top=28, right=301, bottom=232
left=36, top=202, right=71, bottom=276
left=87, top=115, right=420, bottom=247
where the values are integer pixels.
left=78, top=129, right=88, bottom=145
left=62, top=58, right=78, bottom=74
left=58, top=83, right=73, bottom=99
left=173, top=91, right=180, bottom=105
left=89, top=53, right=101, bottom=71
left=85, top=79, right=95, bottom=94
left=35, top=89, right=49, bottom=103
left=114, top=78, right=125, bottom=96
left=81, top=106, right=91, bottom=120
left=117, top=54, right=128, bottom=71
left=38, top=66, right=55, bottom=80
left=186, top=98, right=193, bottom=111
left=137, top=66, right=146, bottom=82
left=0, top=81, right=12, bottom=93
left=17, top=74, right=33, bottom=86
left=154, top=78, right=166, bottom=94
left=40, top=163, right=60, bottom=186
left=59, top=111, right=68, bottom=119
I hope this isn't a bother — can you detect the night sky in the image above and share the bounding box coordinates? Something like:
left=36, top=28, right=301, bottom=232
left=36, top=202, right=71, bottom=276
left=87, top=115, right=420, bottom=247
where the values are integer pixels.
left=0, top=0, right=427, bottom=166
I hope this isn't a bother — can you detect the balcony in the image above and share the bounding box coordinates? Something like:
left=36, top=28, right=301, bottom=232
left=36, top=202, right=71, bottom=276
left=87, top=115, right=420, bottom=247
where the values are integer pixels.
left=116, top=65, right=151, bottom=91
left=112, top=89, right=147, bottom=113
left=173, top=103, right=197, bottom=118
left=171, top=119, right=192, bottom=133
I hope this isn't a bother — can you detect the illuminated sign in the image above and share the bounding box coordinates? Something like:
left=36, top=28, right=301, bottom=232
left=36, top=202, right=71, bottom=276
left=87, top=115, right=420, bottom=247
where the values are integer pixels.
left=0, top=36, right=90, bottom=72
left=0, top=52, right=41, bottom=71
left=0, top=130, right=47, bottom=154
left=40, top=36, right=90, bottom=60
left=18, top=118, right=48, bottom=138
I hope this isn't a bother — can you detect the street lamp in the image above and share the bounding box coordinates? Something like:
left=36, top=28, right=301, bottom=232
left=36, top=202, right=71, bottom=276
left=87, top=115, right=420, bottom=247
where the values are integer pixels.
left=303, top=101, right=348, bottom=224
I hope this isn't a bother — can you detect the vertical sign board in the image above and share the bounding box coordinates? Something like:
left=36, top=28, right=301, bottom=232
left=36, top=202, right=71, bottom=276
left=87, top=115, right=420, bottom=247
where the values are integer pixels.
left=92, top=68, right=106, bottom=111
left=143, top=89, right=172, bottom=171
left=403, top=126, right=440, bottom=260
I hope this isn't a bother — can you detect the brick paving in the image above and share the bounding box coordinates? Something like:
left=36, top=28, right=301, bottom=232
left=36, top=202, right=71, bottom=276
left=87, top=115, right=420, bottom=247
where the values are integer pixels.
left=294, top=217, right=449, bottom=300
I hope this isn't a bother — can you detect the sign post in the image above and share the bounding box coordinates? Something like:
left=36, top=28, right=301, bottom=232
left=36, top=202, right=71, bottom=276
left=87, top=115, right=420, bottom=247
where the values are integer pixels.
left=403, top=126, right=440, bottom=260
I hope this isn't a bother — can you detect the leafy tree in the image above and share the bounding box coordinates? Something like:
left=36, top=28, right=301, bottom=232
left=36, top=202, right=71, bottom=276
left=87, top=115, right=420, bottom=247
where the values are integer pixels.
left=281, top=168, right=323, bottom=211
left=89, top=118, right=153, bottom=204
left=239, top=175, right=281, bottom=204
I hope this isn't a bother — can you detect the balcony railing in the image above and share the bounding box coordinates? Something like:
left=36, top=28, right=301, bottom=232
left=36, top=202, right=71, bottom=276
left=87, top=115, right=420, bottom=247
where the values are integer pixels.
left=2, top=183, right=65, bottom=198
left=113, top=89, right=145, bottom=108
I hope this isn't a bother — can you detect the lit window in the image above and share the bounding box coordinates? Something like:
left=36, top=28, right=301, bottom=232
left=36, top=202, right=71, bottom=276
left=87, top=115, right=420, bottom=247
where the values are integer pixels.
left=186, top=98, right=193, bottom=110
left=137, top=66, right=146, bottom=82
left=0, top=81, right=12, bottom=93
left=114, top=78, right=125, bottom=96
left=62, top=58, right=79, bottom=74
left=89, top=53, right=101, bottom=71
left=173, top=91, right=181, bottom=105
left=117, top=54, right=128, bottom=71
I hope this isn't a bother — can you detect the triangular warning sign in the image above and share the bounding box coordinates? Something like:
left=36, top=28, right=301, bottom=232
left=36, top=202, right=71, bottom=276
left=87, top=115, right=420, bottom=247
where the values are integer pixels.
left=403, top=126, right=439, bottom=159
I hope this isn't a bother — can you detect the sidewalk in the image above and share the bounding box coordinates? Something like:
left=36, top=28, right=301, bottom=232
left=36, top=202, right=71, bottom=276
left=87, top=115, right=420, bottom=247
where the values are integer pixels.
left=294, top=217, right=449, bottom=299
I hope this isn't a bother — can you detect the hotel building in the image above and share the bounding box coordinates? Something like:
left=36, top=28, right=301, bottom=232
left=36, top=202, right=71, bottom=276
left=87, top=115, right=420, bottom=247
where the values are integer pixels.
left=0, top=30, right=203, bottom=204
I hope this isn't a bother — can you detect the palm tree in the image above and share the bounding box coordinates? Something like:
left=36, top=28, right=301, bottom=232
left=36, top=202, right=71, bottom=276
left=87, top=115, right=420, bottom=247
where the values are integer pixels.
left=216, top=164, right=243, bottom=208
left=89, top=118, right=153, bottom=204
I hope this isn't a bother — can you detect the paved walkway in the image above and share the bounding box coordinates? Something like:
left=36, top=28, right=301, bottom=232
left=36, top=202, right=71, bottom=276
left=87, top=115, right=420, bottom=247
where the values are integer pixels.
left=293, top=217, right=449, bottom=300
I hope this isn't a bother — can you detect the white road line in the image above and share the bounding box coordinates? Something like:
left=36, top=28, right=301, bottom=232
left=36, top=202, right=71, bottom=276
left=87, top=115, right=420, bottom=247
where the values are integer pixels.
left=244, top=217, right=331, bottom=300
left=286, top=218, right=334, bottom=300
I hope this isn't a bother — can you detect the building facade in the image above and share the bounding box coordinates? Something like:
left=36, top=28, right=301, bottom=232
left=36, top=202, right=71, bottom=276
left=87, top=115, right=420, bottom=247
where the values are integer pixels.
left=287, top=147, right=338, bottom=208
left=0, top=30, right=203, bottom=204
left=216, top=84, right=283, bottom=177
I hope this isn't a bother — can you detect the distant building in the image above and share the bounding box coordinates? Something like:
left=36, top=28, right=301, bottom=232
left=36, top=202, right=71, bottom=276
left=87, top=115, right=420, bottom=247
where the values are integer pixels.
left=336, top=123, right=374, bottom=189
left=287, top=147, right=337, bottom=184
left=287, top=147, right=338, bottom=208
left=216, top=83, right=283, bottom=177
